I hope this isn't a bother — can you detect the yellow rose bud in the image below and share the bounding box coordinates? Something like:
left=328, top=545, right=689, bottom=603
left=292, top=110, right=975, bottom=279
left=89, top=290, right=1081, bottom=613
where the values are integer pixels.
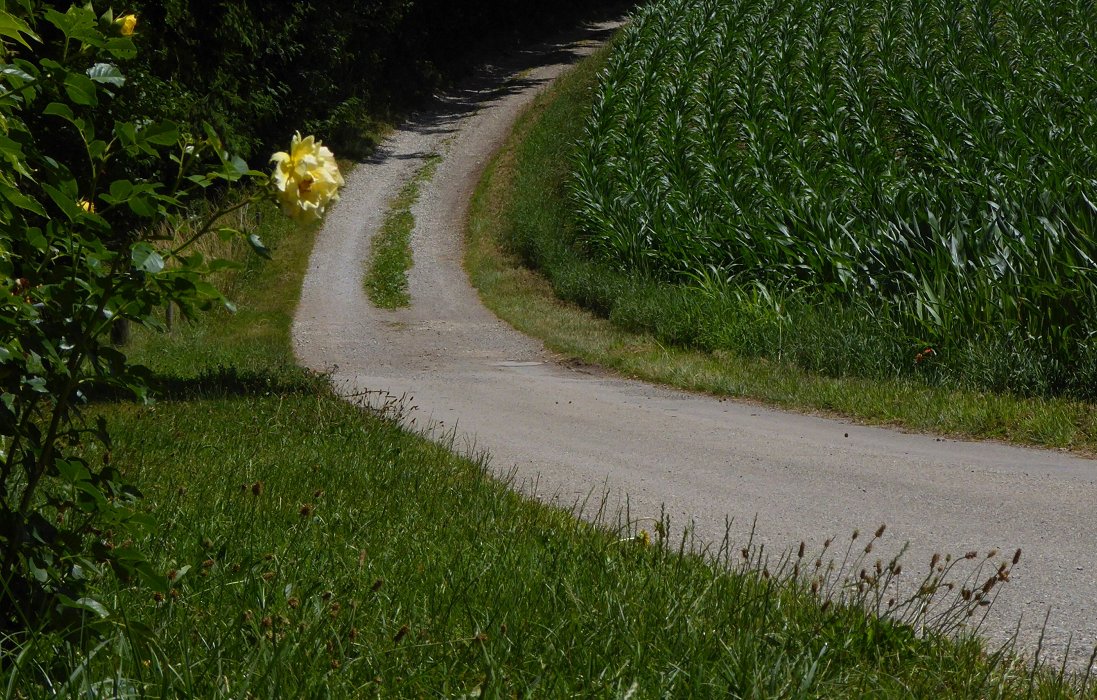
left=270, top=132, right=344, bottom=221
left=116, top=14, right=137, bottom=37
left=77, top=199, right=95, bottom=213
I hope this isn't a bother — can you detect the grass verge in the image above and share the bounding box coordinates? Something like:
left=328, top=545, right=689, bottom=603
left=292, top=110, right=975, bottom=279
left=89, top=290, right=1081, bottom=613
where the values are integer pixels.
left=6, top=165, right=1087, bottom=697
left=364, top=153, right=443, bottom=308
left=465, top=45, right=1097, bottom=455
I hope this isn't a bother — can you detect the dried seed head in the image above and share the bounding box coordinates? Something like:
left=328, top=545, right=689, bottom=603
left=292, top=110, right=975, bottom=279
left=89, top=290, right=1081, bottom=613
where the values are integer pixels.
left=962, top=588, right=972, bottom=601
left=393, top=625, right=409, bottom=643
left=371, top=578, right=384, bottom=592
left=851, top=529, right=860, bottom=541
left=798, top=541, right=806, bottom=559
left=824, top=538, right=833, bottom=548
left=987, top=549, right=998, bottom=559
left=875, top=524, right=886, bottom=538
left=864, top=542, right=873, bottom=554
left=811, top=579, right=820, bottom=594
left=1013, top=548, right=1022, bottom=565
left=287, top=597, right=299, bottom=609
left=251, top=481, right=263, bottom=497
left=299, top=504, right=314, bottom=518
left=931, top=553, right=941, bottom=568
left=741, top=548, right=749, bottom=560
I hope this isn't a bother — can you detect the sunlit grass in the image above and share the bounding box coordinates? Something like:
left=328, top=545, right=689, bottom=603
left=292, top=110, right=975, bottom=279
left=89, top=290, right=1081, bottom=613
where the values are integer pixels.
left=364, top=153, right=442, bottom=308
left=466, top=30, right=1097, bottom=454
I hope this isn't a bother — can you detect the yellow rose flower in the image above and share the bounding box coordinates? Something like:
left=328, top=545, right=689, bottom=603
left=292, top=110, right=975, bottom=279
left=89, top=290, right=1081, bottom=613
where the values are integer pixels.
left=77, top=199, right=95, bottom=213
left=270, top=132, right=344, bottom=221
left=116, top=14, right=137, bottom=37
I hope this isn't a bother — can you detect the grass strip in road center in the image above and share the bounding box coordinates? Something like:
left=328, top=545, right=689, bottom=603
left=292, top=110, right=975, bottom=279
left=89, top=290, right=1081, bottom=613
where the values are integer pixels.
left=364, top=153, right=443, bottom=308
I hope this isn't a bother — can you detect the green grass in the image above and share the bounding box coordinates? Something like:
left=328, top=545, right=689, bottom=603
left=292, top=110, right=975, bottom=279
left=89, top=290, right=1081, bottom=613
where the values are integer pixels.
left=567, top=0, right=1097, bottom=401
left=364, top=153, right=443, bottom=308
left=4, top=94, right=1092, bottom=700
left=4, top=128, right=1090, bottom=700
left=465, top=32, right=1097, bottom=454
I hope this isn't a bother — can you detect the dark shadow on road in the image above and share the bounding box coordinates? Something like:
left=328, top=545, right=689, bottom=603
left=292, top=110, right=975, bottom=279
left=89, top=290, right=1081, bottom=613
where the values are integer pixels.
left=364, top=19, right=624, bottom=167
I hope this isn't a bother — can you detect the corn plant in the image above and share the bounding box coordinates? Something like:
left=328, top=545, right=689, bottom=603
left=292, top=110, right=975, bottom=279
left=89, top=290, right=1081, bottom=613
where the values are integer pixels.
left=572, top=0, right=1097, bottom=398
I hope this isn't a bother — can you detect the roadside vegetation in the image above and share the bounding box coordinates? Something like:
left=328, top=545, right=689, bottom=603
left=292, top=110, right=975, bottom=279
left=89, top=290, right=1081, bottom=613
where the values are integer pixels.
left=10, top=165, right=1091, bottom=700
left=365, top=154, right=442, bottom=308
left=4, top=1, right=1096, bottom=695
left=571, top=0, right=1097, bottom=402
left=467, top=6, right=1097, bottom=452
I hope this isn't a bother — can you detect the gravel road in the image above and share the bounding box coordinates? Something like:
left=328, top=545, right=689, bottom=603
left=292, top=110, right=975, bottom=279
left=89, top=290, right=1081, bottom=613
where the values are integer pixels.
left=293, top=20, right=1097, bottom=670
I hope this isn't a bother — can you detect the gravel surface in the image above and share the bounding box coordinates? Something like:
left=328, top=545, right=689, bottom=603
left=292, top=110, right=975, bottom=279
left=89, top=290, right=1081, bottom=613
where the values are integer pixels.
left=293, top=20, right=1097, bottom=671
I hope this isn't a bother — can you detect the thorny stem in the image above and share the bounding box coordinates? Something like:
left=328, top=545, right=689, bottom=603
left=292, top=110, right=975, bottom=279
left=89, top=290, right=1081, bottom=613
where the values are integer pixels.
left=170, top=198, right=256, bottom=257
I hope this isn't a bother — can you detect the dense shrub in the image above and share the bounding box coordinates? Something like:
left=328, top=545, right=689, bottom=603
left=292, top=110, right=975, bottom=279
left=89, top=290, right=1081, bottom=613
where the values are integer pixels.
left=110, top=0, right=630, bottom=160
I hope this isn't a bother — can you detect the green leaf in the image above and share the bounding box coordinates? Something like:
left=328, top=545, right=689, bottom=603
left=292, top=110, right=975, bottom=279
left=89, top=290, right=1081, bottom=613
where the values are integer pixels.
left=43, top=101, right=77, bottom=124
left=108, top=179, right=134, bottom=200
left=56, top=459, right=90, bottom=482
left=64, top=72, right=97, bottom=107
left=28, top=558, right=48, bottom=583
left=131, top=242, right=164, bottom=273
left=86, top=62, right=124, bottom=88
left=0, top=182, right=46, bottom=216
left=104, top=36, right=136, bottom=59
left=42, top=182, right=80, bottom=221
left=43, top=7, right=100, bottom=45
left=139, top=121, right=180, bottom=147
left=248, top=233, right=272, bottom=260
left=0, top=10, right=40, bottom=49
left=25, top=227, right=46, bottom=251
left=114, top=121, right=137, bottom=148
left=1, top=64, right=34, bottom=83
left=71, top=597, right=110, bottom=619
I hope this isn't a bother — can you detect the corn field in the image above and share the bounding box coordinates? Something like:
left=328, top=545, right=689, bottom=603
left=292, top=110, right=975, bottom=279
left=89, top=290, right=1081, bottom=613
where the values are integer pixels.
left=572, top=0, right=1097, bottom=397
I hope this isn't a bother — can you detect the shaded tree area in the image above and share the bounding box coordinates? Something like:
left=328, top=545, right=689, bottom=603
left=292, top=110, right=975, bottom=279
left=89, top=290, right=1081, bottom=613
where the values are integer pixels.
left=106, top=0, right=633, bottom=160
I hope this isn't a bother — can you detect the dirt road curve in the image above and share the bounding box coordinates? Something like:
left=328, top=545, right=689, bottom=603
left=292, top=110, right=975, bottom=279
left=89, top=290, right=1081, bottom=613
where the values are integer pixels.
left=293, top=20, right=1097, bottom=669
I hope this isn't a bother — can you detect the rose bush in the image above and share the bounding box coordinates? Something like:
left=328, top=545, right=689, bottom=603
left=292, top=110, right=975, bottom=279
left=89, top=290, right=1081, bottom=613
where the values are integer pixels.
left=0, top=3, right=339, bottom=641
